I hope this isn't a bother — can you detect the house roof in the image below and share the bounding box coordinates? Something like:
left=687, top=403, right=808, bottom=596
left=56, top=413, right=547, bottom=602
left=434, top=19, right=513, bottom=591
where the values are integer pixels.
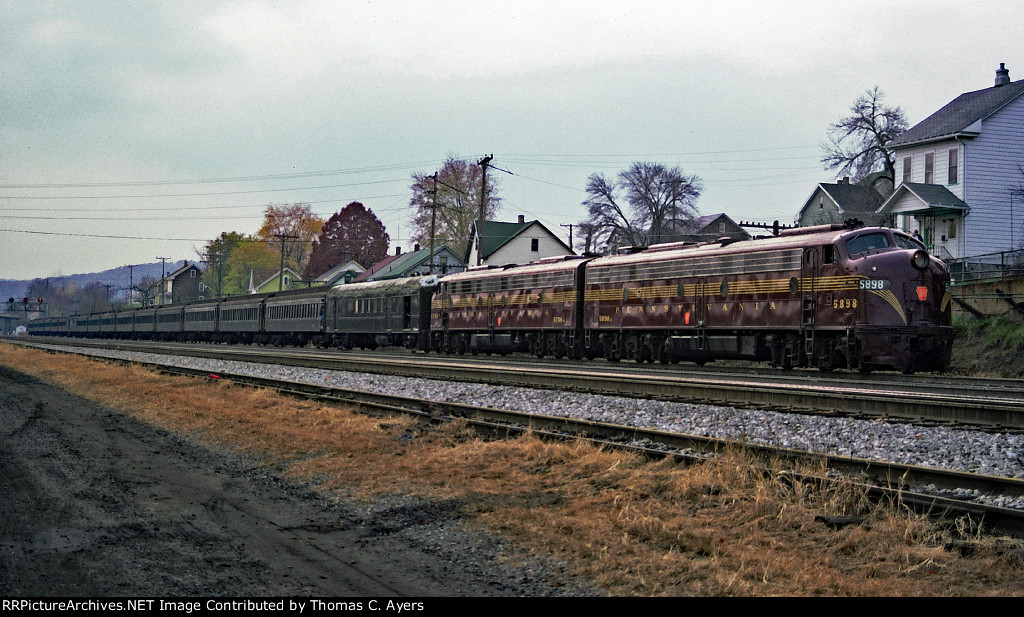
left=470, top=220, right=533, bottom=262
left=351, top=253, right=404, bottom=282
left=889, top=78, right=1024, bottom=148
left=878, top=182, right=969, bottom=215
left=354, top=245, right=462, bottom=282
left=314, top=259, right=365, bottom=284
left=664, top=213, right=745, bottom=235
left=664, top=214, right=721, bottom=235
left=160, top=261, right=200, bottom=283
left=797, top=183, right=885, bottom=220
left=819, top=183, right=885, bottom=214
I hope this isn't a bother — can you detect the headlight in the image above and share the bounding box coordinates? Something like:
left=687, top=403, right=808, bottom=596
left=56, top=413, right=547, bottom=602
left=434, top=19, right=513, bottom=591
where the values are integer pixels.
left=911, top=249, right=930, bottom=270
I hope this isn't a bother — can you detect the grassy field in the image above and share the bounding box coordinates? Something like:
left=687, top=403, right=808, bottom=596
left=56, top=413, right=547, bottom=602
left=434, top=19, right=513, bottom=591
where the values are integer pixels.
left=2, top=342, right=1022, bottom=596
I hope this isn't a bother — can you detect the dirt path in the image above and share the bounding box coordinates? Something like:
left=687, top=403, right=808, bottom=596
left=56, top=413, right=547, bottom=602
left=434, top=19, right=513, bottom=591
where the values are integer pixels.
left=0, top=365, right=561, bottom=596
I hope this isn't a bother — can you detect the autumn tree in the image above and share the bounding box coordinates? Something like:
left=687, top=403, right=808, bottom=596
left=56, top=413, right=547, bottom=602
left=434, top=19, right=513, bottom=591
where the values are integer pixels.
left=221, top=236, right=278, bottom=295
left=409, top=156, right=501, bottom=257
left=822, top=86, right=908, bottom=183
left=256, top=203, right=324, bottom=276
left=200, top=231, right=247, bottom=298
left=580, top=162, right=702, bottom=252
left=304, top=202, right=389, bottom=280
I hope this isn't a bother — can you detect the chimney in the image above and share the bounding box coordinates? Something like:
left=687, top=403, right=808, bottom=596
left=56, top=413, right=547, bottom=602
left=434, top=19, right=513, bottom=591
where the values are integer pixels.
left=517, top=214, right=525, bottom=223
left=395, top=246, right=401, bottom=256
left=414, top=243, right=420, bottom=252
left=841, top=177, right=850, bottom=185
left=996, top=62, right=1010, bottom=86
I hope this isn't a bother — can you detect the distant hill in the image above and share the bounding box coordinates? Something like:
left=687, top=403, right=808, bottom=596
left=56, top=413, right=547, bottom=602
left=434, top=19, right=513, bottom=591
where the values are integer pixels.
left=0, top=261, right=189, bottom=304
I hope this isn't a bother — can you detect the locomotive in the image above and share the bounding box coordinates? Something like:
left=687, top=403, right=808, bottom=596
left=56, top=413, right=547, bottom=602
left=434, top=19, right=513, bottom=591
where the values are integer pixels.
left=25, top=222, right=953, bottom=373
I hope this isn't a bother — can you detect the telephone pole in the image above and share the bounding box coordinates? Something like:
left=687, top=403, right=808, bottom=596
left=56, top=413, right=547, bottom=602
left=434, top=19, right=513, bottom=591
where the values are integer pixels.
left=476, top=154, right=493, bottom=266
left=275, top=234, right=297, bottom=291
left=429, top=173, right=438, bottom=275
left=560, top=224, right=575, bottom=252
left=126, top=264, right=136, bottom=306
left=156, top=257, right=170, bottom=305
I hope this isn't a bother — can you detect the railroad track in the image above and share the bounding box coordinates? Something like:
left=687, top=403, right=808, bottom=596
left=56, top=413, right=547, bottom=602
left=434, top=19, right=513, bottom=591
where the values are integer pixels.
left=22, top=340, right=1024, bottom=537
left=14, top=336, right=1024, bottom=431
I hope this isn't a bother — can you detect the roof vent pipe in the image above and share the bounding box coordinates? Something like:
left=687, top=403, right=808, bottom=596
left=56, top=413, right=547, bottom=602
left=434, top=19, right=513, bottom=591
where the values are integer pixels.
left=996, top=62, right=1010, bottom=86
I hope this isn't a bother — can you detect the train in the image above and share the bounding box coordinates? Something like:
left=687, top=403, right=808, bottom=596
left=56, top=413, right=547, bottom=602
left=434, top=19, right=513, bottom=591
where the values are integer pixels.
left=25, top=222, right=954, bottom=373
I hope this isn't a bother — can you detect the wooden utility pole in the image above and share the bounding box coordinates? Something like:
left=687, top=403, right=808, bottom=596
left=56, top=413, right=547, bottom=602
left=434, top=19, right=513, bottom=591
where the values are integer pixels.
left=126, top=264, right=136, bottom=306
left=560, top=224, right=574, bottom=252
left=156, top=257, right=170, bottom=305
left=275, top=234, right=297, bottom=291
left=429, top=173, right=438, bottom=275
left=476, top=154, right=493, bottom=266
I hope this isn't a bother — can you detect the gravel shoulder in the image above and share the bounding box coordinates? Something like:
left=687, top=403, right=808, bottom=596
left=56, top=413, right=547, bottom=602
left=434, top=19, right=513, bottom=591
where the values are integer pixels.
left=0, top=364, right=576, bottom=597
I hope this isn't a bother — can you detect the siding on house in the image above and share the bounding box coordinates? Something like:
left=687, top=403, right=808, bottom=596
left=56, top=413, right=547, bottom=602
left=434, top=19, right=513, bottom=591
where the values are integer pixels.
left=961, top=95, right=1024, bottom=255
left=885, top=68, right=1024, bottom=259
left=897, top=142, right=965, bottom=201
left=484, top=226, right=570, bottom=265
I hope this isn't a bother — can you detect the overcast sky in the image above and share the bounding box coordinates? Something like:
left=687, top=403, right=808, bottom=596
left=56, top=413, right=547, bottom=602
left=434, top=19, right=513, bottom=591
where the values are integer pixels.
left=3, top=0, right=1023, bottom=281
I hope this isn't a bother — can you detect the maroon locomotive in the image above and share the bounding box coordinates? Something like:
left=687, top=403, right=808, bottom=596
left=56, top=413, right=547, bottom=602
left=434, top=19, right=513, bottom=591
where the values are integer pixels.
left=432, top=222, right=952, bottom=373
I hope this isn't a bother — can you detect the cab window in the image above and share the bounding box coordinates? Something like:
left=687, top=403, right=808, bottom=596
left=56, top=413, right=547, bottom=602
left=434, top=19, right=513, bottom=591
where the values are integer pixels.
left=893, top=233, right=926, bottom=250
left=844, top=232, right=890, bottom=255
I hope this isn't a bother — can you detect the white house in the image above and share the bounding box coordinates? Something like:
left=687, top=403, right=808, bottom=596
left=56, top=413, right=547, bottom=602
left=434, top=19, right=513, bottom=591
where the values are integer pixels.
left=465, top=215, right=574, bottom=267
left=879, top=63, right=1024, bottom=261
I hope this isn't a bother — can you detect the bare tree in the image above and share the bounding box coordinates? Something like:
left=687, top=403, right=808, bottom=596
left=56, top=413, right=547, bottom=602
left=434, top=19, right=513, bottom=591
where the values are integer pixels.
left=409, top=156, right=501, bottom=257
left=580, top=162, right=702, bottom=252
left=822, top=86, right=908, bottom=183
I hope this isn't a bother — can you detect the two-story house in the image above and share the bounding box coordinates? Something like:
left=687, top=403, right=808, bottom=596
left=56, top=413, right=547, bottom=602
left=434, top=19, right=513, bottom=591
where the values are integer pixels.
left=465, top=216, right=574, bottom=267
left=149, top=261, right=205, bottom=305
left=879, top=63, right=1024, bottom=262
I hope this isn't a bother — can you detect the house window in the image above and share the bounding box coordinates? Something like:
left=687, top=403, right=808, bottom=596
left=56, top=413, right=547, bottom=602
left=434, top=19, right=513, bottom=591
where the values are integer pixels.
left=283, top=275, right=290, bottom=288
left=719, top=221, right=726, bottom=232
left=531, top=238, right=539, bottom=251
left=924, top=153, right=934, bottom=183
left=903, top=157, right=911, bottom=183
left=190, top=269, right=196, bottom=278
left=440, top=255, right=448, bottom=274
left=948, top=149, right=958, bottom=184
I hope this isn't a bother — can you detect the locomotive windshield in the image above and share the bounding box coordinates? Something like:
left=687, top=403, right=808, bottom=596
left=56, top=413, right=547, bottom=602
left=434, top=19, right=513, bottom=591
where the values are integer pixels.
left=844, top=232, right=890, bottom=255
left=893, top=232, right=926, bottom=251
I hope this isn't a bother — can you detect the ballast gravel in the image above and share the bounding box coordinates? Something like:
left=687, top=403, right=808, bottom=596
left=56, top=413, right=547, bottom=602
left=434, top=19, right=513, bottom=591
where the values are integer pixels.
left=28, top=343, right=1024, bottom=510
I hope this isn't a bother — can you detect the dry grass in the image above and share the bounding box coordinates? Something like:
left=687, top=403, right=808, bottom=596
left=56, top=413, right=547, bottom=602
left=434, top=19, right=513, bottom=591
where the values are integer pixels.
left=3, top=342, right=1022, bottom=596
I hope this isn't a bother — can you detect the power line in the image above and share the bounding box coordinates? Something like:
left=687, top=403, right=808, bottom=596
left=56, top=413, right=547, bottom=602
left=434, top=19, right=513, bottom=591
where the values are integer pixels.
left=0, top=160, right=443, bottom=189
left=0, top=192, right=410, bottom=213
left=0, top=228, right=211, bottom=241
left=1, top=178, right=408, bottom=200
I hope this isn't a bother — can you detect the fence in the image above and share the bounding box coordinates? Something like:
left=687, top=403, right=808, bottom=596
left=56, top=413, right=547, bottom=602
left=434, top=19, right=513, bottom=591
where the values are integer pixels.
left=947, top=248, right=1024, bottom=284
